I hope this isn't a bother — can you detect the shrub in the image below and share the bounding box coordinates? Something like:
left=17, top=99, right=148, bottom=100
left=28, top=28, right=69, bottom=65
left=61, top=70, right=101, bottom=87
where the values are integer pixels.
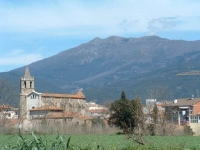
left=183, top=125, right=194, bottom=135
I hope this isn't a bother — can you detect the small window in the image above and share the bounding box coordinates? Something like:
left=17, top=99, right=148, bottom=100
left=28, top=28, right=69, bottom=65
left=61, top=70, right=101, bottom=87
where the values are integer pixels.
left=24, top=81, right=26, bottom=88
left=32, top=94, right=37, bottom=99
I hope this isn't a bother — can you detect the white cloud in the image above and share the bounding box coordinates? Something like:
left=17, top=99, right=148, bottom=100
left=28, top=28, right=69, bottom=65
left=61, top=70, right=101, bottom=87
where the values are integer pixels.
left=8, top=49, right=23, bottom=56
left=147, top=17, right=181, bottom=33
left=0, top=0, right=200, bottom=36
left=0, top=53, right=43, bottom=65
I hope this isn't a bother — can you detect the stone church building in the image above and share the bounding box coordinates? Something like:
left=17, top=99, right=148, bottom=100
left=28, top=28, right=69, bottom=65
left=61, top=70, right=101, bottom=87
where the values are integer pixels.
left=19, top=67, right=91, bottom=131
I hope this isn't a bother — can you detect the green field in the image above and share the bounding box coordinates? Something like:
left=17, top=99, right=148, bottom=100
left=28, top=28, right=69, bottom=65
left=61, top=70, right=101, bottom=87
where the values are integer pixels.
left=1, top=134, right=200, bottom=150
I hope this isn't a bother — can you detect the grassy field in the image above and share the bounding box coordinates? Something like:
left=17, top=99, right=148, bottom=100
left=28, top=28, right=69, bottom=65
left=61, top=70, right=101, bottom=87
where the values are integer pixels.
left=1, top=134, right=200, bottom=149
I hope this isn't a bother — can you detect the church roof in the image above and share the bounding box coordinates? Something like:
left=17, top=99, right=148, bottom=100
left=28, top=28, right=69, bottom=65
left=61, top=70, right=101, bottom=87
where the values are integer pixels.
left=45, top=112, right=73, bottom=119
left=29, top=105, right=63, bottom=111
left=75, top=91, right=85, bottom=97
left=41, top=91, right=86, bottom=99
left=24, top=66, right=32, bottom=78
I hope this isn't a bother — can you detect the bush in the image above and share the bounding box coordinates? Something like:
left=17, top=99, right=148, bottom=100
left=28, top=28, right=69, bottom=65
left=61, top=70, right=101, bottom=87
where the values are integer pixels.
left=183, top=125, right=194, bottom=135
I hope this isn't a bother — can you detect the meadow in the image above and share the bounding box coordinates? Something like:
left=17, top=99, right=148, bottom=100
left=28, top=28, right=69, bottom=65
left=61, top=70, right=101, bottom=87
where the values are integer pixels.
left=1, top=134, right=200, bottom=150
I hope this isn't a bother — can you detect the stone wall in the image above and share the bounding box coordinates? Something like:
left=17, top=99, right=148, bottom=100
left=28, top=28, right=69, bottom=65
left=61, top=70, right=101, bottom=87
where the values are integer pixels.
left=42, top=97, right=86, bottom=115
left=21, top=117, right=91, bottom=134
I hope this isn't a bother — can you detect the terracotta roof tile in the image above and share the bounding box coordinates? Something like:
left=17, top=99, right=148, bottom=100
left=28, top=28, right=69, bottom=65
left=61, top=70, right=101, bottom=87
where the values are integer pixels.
left=72, top=113, right=92, bottom=120
left=0, top=105, right=14, bottom=109
left=86, top=109, right=107, bottom=113
left=0, top=105, right=18, bottom=112
left=75, top=91, right=85, bottom=98
left=4, top=118, right=23, bottom=126
left=45, top=112, right=73, bottom=119
left=29, top=105, right=63, bottom=111
left=6, top=118, right=19, bottom=125
left=41, top=92, right=85, bottom=99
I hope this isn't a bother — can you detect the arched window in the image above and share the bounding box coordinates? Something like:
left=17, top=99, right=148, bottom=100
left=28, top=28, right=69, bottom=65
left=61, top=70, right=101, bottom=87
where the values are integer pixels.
left=30, top=81, right=32, bottom=88
left=24, top=81, right=26, bottom=88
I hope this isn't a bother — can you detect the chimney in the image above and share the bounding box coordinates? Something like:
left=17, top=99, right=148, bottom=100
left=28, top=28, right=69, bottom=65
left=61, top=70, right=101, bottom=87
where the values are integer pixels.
left=174, top=98, right=177, bottom=103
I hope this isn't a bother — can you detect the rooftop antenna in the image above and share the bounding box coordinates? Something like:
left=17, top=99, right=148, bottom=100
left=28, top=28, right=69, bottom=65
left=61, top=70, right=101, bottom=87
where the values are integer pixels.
left=192, top=94, right=194, bottom=98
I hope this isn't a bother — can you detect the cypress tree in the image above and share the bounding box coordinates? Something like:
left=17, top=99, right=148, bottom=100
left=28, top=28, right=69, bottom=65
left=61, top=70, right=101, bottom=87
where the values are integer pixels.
left=121, top=91, right=126, bottom=100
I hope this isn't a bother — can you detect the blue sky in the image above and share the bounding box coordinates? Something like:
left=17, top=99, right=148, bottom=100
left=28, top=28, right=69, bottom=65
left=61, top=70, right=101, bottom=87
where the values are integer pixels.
left=1, top=0, right=200, bottom=72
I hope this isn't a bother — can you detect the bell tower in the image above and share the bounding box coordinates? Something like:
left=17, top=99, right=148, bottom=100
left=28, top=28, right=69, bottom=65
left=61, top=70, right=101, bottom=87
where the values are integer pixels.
left=20, top=66, right=35, bottom=118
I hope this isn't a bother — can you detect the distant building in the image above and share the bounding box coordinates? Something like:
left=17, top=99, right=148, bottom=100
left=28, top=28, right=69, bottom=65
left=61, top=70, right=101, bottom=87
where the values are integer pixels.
left=85, top=101, right=109, bottom=119
left=0, top=105, right=18, bottom=119
left=146, top=99, right=156, bottom=107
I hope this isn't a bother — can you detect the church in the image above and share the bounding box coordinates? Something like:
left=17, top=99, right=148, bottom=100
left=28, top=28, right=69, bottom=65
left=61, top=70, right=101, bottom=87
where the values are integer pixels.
left=19, top=67, right=91, bottom=130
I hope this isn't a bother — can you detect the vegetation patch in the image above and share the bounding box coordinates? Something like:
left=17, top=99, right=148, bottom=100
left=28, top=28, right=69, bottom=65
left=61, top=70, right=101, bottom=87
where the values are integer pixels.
left=1, top=133, right=200, bottom=150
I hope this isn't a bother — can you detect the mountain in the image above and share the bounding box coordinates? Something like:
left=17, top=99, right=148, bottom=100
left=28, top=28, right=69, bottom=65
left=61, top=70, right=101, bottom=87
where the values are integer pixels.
left=1, top=35, right=200, bottom=105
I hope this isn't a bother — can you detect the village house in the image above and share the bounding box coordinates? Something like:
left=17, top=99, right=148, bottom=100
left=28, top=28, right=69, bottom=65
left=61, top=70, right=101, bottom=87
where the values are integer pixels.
left=85, top=101, right=109, bottom=118
left=164, top=98, right=200, bottom=125
left=0, top=105, right=18, bottom=119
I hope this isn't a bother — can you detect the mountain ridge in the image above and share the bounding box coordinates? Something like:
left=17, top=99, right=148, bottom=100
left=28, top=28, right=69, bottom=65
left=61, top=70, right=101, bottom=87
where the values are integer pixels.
left=1, top=35, right=200, bottom=104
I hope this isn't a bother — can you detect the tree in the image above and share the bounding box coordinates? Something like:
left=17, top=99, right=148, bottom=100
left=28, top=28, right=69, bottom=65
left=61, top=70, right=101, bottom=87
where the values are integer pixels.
left=0, top=80, right=17, bottom=106
left=152, top=104, right=158, bottom=125
left=149, top=104, right=158, bottom=136
left=109, top=92, right=146, bottom=145
left=109, top=91, right=134, bottom=133
left=0, top=80, right=18, bottom=133
left=91, top=116, right=105, bottom=127
left=121, top=91, right=126, bottom=100
left=128, top=96, right=146, bottom=145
